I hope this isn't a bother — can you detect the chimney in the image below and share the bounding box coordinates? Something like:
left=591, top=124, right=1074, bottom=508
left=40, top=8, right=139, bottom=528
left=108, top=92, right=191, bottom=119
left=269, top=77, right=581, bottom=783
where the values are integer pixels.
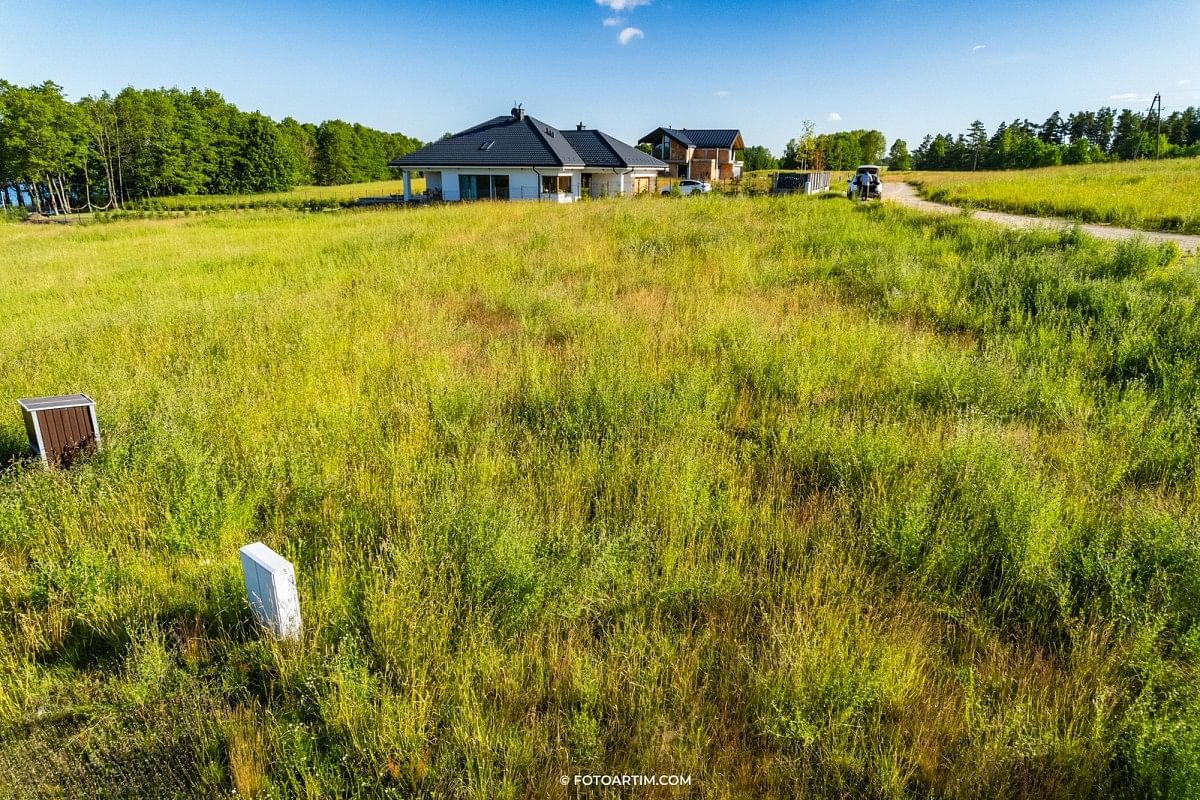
left=577, top=122, right=585, bottom=130
left=511, top=105, right=525, bottom=121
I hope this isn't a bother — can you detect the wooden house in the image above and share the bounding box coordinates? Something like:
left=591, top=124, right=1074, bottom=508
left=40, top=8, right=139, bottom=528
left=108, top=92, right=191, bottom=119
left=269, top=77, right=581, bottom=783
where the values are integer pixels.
left=638, top=127, right=744, bottom=181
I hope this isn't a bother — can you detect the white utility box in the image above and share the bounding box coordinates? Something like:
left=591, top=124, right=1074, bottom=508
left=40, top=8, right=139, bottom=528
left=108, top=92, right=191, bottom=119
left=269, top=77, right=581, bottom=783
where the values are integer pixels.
left=238, top=541, right=302, bottom=640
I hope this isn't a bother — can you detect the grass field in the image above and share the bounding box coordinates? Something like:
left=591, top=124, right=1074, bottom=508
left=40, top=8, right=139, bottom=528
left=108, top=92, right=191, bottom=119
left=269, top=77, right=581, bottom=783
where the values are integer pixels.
left=126, top=178, right=426, bottom=212
left=1, top=196, right=1199, bottom=798
left=904, top=158, right=1200, bottom=234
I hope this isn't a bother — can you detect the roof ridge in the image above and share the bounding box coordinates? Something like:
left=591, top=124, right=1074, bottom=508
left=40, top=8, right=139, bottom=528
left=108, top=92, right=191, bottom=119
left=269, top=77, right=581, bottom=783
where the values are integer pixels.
left=453, top=115, right=509, bottom=137
left=525, top=116, right=581, bottom=167
left=667, top=127, right=694, bottom=146
left=591, top=130, right=626, bottom=164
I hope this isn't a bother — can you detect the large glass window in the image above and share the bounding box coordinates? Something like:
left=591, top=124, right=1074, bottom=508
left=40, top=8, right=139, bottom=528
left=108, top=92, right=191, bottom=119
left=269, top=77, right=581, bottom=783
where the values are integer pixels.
left=459, top=174, right=479, bottom=200
left=458, top=174, right=509, bottom=200
left=540, top=175, right=572, bottom=194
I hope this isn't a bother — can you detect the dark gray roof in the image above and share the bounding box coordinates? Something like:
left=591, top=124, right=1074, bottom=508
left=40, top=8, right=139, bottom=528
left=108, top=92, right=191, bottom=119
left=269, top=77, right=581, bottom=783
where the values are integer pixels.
left=639, top=127, right=743, bottom=149
left=559, top=129, right=666, bottom=169
left=390, top=114, right=667, bottom=170
left=390, top=115, right=581, bottom=168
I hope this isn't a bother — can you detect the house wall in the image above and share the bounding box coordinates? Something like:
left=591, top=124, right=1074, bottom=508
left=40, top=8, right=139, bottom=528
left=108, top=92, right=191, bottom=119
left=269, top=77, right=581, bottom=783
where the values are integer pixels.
left=586, top=170, right=662, bottom=197
left=441, top=169, right=461, bottom=201
left=587, top=172, right=625, bottom=197
left=668, top=139, right=691, bottom=162
left=425, top=171, right=443, bottom=197
left=511, top=171, right=540, bottom=201
left=426, top=168, right=554, bottom=201
left=692, top=147, right=739, bottom=165
left=411, top=167, right=649, bottom=201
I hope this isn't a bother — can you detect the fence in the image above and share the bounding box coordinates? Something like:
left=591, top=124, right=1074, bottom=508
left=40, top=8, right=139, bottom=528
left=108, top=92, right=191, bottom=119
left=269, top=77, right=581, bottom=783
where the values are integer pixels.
left=703, top=171, right=841, bottom=196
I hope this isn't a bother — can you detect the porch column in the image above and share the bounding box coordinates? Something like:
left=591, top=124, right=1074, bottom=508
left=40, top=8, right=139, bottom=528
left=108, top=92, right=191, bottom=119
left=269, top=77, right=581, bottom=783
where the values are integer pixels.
left=402, top=170, right=412, bottom=202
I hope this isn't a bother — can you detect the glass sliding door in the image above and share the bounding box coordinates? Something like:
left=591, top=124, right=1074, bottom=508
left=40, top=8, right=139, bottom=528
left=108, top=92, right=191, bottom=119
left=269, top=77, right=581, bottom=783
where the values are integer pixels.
left=459, top=174, right=510, bottom=200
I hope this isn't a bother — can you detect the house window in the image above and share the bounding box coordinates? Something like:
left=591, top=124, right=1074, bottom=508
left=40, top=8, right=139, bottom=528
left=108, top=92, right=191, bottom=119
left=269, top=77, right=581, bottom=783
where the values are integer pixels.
left=540, top=175, right=572, bottom=194
left=459, top=174, right=509, bottom=200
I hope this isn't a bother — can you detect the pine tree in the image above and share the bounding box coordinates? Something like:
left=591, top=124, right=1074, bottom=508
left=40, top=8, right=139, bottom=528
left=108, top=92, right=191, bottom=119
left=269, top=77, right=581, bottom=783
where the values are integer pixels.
left=967, top=120, right=989, bottom=171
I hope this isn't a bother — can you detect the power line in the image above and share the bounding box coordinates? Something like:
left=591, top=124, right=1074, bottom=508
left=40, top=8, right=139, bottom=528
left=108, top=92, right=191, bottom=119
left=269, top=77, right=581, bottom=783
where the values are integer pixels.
left=1134, top=92, right=1162, bottom=159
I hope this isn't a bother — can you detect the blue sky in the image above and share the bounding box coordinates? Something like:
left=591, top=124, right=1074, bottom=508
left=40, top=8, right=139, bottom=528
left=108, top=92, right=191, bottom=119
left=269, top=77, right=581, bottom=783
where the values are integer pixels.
left=1, top=0, right=1197, bottom=154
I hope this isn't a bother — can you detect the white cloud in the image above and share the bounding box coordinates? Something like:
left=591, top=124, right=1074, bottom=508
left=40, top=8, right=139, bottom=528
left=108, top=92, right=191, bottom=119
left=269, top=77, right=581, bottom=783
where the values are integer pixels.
left=1109, top=92, right=1140, bottom=100
left=1181, top=79, right=1193, bottom=86
left=596, top=0, right=650, bottom=10
left=618, top=26, right=644, bottom=45
left=827, top=112, right=842, bottom=122
left=972, top=44, right=986, bottom=52
left=715, top=89, right=730, bottom=98
left=603, top=16, right=624, bottom=26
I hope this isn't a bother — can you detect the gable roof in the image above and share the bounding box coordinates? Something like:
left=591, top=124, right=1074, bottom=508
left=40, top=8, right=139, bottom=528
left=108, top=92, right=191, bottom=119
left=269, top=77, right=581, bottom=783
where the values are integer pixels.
left=638, top=127, right=744, bottom=150
left=390, top=113, right=668, bottom=170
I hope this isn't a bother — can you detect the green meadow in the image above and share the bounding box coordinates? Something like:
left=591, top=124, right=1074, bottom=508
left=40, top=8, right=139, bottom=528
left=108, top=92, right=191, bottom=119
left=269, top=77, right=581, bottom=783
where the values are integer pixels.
left=905, top=157, right=1200, bottom=234
left=1, top=195, right=1198, bottom=798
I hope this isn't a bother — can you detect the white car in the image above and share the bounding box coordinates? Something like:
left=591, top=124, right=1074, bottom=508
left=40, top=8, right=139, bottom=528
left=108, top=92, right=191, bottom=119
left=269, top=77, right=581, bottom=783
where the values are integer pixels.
left=846, top=165, right=882, bottom=201
left=662, top=179, right=711, bottom=196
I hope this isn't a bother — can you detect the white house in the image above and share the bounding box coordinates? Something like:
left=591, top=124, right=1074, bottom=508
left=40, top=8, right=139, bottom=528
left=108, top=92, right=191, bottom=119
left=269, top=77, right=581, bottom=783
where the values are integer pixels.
left=389, top=107, right=668, bottom=202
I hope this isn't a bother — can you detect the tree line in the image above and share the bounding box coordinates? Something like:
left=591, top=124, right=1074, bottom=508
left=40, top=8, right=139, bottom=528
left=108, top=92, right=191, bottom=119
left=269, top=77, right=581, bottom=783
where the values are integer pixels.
left=0, top=80, right=423, bottom=214
left=897, top=105, right=1200, bottom=171
left=738, top=124, right=888, bottom=173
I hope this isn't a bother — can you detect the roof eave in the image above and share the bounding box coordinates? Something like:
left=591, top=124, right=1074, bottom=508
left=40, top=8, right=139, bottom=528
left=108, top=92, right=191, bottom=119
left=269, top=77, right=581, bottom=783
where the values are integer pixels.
left=389, top=162, right=585, bottom=169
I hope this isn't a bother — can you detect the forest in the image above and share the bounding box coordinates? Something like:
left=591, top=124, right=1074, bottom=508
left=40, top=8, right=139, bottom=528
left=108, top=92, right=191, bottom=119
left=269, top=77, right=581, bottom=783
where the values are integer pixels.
left=0, top=80, right=422, bottom=214
left=903, top=104, right=1200, bottom=171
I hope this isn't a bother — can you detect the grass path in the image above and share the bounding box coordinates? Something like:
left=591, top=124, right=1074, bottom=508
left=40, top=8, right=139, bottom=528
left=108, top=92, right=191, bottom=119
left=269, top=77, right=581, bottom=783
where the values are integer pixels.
left=885, top=180, right=1200, bottom=253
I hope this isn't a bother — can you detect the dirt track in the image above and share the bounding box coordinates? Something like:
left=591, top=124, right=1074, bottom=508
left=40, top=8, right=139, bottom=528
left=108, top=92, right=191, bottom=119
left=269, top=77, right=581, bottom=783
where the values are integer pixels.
left=884, top=181, right=1200, bottom=255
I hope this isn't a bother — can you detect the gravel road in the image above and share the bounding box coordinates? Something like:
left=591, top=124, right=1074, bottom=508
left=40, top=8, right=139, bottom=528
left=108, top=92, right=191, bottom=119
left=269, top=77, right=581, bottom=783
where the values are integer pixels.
left=884, top=181, right=1199, bottom=254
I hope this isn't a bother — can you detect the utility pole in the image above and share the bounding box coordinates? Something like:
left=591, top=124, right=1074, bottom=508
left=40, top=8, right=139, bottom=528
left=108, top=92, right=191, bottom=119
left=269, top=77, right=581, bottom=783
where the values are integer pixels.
left=1138, top=93, right=1163, bottom=160
left=1152, top=93, right=1162, bottom=159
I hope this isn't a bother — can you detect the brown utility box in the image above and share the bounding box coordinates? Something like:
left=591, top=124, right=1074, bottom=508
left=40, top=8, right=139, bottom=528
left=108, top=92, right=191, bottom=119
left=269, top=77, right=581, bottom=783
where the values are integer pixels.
left=17, top=394, right=101, bottom=467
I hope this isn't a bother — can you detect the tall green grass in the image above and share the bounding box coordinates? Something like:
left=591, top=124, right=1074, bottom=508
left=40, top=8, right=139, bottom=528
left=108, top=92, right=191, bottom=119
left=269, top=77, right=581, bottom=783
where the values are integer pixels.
left=906, top=158, right=1200, bottom=234
left=0, top=196, right=1198, bottom=798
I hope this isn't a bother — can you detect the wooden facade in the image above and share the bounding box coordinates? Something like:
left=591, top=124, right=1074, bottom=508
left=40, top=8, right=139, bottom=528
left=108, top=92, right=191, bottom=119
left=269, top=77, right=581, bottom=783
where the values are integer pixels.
left=641, top=128, right=745, bottom=182
left=689, top=148, right=742, bottom=181
left=18, top=394, right=101, bottom=467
